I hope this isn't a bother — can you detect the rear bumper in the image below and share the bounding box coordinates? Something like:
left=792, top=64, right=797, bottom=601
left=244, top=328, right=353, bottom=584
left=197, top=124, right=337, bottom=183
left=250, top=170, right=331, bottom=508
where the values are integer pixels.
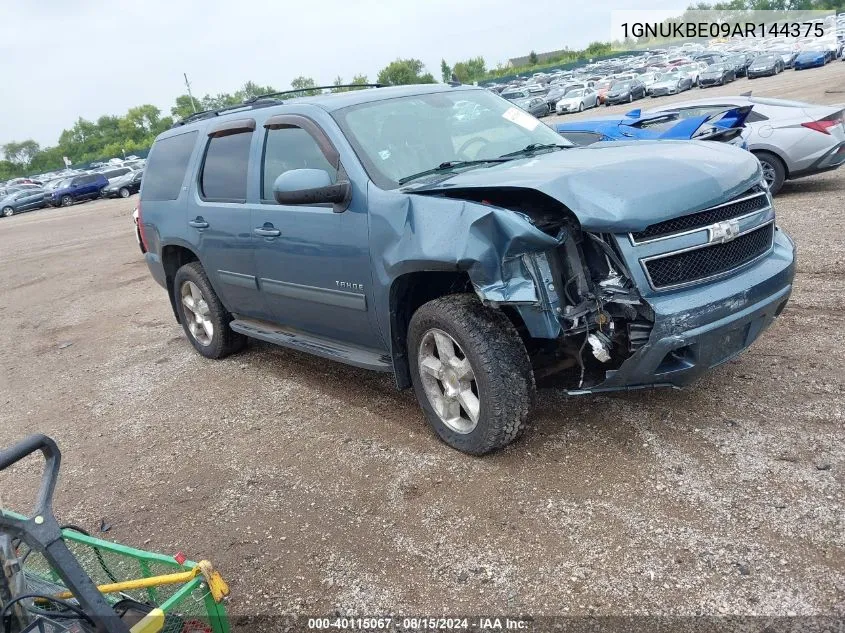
left=789, top=141, right=845, bottom=179
left=569, top=227, right=796, bottom=394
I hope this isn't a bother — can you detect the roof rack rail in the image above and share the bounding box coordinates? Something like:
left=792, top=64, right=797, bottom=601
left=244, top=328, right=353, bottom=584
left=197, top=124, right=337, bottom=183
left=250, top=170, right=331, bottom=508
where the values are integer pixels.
left=171, top=99, right=284, bottom=128
left=171, top=84, right=385, bottom=128
left=242, top=84, right=384, bottom=103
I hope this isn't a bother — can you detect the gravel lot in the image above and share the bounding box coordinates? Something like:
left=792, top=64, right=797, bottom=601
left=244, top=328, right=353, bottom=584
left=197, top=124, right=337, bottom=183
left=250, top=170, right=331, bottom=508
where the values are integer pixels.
left=0, top=63, right=843, bottom=628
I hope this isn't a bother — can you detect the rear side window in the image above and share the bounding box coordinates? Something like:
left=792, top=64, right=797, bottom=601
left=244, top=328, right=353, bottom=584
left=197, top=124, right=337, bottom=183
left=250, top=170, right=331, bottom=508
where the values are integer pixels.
left=143, top=131, right=198, bottom=201
left=262, top=127, right=337, bottom=201
left=200, top=132, right=252, bottom=202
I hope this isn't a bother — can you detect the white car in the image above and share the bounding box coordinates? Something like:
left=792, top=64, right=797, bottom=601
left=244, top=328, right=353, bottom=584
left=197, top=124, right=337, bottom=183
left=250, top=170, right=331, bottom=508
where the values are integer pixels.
left=555, top=88, right=599, bottom=114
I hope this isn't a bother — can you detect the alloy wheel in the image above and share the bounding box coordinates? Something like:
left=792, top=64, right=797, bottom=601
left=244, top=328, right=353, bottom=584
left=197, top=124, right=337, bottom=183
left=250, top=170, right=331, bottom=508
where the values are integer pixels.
left=417, top=328, right=480, bottom=434
left=180, top=280, right=214, bottom=346
left=760, top=161, right=777, bottom=188
left=2, top=207, right=13, bottom=217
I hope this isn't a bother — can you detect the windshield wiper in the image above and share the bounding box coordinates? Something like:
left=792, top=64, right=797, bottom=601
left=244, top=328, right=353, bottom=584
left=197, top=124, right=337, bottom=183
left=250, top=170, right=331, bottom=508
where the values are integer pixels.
left=397, top=159, right=508, bottom=185
left=498, top=143, right=569, bottom=159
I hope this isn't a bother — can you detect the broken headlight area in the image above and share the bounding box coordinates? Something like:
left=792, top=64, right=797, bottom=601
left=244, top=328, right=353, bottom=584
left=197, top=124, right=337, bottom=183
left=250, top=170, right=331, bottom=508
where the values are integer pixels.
left=516, top=229, right=655, bottom=390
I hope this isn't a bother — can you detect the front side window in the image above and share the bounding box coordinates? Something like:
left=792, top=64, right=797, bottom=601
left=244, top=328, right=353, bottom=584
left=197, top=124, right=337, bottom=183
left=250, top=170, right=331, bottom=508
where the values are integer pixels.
left=333, top=89, right=571, bottom=189
left=200, top=131, right=252, bottom=202
left=261, top=127, right=337, bottom=201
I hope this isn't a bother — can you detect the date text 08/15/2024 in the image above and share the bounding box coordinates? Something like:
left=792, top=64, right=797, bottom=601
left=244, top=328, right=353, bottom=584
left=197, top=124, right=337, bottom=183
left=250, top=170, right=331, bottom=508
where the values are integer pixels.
left=307, top=617, right=531, bottom=630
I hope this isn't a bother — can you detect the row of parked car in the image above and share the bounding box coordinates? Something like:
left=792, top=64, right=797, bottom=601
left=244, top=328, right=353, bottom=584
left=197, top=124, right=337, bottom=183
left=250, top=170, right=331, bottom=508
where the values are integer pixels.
left=0, top=164, right=144, bottom=218
left=491, top=36, right=845, bottom=118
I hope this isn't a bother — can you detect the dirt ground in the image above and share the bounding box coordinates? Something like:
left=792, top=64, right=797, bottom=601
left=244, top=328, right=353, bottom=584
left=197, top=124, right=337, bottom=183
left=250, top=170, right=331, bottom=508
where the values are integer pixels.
left=0, top=62, right=843, bottom=627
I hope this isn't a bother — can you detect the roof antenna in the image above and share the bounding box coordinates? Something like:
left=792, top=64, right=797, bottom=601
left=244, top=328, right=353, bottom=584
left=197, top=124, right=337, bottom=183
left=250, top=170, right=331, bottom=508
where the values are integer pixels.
left=448, top=72, right=461, bottom=87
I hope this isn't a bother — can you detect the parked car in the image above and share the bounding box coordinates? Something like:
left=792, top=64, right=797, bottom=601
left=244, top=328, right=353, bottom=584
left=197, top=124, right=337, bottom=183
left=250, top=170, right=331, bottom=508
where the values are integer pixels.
left=793, top=48, right=829, bottom=70
left=698, top=63, right=737, bottom=87
left=1, top=187, right=47, bottom=217
left=653, top=96, right=845, bottom=193
left=102, top=170, right=143, bottom=198
left=592, top=79, right=613, bottom=104
left=747, top=54, right=784, bottom=78
left=647, top=71, right=693, bottom=96
left=101, top=167, right=133, bottom=186
left=48, top=173, right=108, bottom=206
left=676, top=63, right=702, bottom=85
left=604, top=79, right=646, bottom=105
left=501, top=89, right=550, bottom=117
left=138, top=84, right=795, bottom=455
left=543, top=85, right=569, bottom=109
left=554, top=105, right=751, bottom=148
left=772, top=50, right=799, bottom=68
left=554, top=88, right=599, bottom=114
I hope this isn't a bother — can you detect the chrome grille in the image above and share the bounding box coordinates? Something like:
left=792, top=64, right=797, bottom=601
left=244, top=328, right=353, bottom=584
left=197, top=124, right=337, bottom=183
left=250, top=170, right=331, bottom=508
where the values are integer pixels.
left=643, top=222, right=774, bottom=290
left=631, top=188, right=769, bottom=244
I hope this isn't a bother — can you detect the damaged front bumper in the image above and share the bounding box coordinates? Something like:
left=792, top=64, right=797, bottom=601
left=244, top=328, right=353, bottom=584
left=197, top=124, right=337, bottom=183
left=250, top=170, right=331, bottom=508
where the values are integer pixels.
left=568, top=226, right=795, bottom=394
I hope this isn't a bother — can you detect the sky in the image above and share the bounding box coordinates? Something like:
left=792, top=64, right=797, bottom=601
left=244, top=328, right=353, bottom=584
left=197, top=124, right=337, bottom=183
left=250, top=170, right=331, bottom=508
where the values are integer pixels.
left=0, top=0, right=687, bottom=148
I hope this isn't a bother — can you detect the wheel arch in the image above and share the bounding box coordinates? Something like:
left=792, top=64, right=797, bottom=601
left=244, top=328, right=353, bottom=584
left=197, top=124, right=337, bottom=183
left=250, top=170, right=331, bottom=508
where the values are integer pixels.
left=161, top=243, right=201, bottom=322
left=749, top=146, right=790, bottom=177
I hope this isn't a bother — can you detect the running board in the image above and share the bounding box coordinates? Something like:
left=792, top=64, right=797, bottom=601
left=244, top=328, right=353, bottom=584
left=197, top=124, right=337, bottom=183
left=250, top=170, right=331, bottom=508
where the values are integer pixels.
left=229, top=318, right=393, bottom=372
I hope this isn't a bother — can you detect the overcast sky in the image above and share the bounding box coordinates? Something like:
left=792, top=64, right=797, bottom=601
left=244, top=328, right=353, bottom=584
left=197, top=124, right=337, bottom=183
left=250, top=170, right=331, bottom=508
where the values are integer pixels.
left=0, top=0, right=687, bottom=148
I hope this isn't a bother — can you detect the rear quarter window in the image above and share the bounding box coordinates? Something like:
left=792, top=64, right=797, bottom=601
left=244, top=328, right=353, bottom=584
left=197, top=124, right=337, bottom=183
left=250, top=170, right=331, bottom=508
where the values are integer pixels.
left=143, top=131, right=198, bottom=201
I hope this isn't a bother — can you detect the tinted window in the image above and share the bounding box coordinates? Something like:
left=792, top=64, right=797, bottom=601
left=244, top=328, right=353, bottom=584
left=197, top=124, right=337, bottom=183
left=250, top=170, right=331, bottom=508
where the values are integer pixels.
left=200, top=132, right=252, bottom=201
left=143, top=131, right=198, bottom=201
left=557, top=131, right=604, bottom=146
left=262, top=127, right=336, bottom=201
left=104, top=168, right=130, bottom=178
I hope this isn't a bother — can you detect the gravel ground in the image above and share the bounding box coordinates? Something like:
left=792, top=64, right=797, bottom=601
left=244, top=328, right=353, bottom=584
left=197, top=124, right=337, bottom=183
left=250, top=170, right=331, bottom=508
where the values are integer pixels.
left=0, top=63, right=843, bottom=629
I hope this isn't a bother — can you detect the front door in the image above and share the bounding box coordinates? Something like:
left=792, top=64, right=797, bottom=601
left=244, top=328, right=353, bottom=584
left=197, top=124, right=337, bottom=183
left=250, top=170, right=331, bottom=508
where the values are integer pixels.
left=248, top=116, right=382, bottom=350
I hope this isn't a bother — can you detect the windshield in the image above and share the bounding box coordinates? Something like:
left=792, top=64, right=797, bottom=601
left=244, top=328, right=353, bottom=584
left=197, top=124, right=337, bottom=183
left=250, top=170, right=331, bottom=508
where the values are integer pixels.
left=501, top=90, right=527, bottom=100
left=611, top=81, right=632, bottom=90
left=333, top=89, right=572, bottom=190
left=753, top=55, right=776, bottom=63
left=567, top=89, right=585, bottom=98
left=706, top=64, right=727, bottom=71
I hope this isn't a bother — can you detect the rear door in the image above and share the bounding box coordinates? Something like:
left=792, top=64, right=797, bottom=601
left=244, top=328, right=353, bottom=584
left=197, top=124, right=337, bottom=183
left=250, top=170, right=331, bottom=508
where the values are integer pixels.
left=188, top=119, right=267, bottom=318
left=248, top=114, right=381, bottom=349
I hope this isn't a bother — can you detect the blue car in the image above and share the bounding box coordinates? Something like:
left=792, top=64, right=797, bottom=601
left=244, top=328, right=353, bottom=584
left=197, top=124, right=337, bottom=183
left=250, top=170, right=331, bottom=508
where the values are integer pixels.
left=554, top=106, right=752, bottom=148
left=793, top=49, right=828, bottom=69
left=49, top=173, right=108, bottom=207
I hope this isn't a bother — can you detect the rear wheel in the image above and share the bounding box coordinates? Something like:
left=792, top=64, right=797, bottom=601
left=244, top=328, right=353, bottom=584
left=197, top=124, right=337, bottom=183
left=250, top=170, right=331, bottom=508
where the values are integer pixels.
left=172, top=261, right=246, bottom=359
left=2, top=207, right=13, bottom=217
left=755, top=151, right=786, bottom=195
left=408, top=294, right=534, bottom=455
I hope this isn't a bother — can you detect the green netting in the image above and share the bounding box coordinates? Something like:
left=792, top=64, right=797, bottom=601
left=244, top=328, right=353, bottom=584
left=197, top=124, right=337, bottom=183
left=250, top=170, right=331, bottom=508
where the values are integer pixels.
left=15, top=524, right=229, bottom=633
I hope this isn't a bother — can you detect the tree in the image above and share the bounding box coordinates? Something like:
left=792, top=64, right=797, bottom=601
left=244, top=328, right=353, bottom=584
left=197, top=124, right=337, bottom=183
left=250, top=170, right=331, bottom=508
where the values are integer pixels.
left=452, top=56, right=486, bottom=84
left=440, top=59, right=452, bottom=83
left=171, top=94, right=200, bottom=119
left=351, top=74, right=369, bottom=87
left=290, top=76, right=322, bottom=96
left=528, top=50, right=539, bottom=65
left=2, top=140, right=41, bottom=167
left=377, top=59, right=436, bottom=86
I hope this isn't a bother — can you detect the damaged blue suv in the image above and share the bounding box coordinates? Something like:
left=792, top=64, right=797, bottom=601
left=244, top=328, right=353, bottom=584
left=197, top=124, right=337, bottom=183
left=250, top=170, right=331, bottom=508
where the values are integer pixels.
left=138, top=84, right=795, bottom=455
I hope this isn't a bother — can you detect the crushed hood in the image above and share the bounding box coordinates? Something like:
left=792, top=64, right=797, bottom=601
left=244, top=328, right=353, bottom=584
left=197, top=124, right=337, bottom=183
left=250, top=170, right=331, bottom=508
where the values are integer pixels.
left=405, top=140, right=761, bottom=233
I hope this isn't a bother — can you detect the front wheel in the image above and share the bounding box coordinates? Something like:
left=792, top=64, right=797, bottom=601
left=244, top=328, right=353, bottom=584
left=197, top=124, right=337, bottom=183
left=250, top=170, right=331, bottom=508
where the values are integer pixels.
left=119, top=187, right=130, bottom=198
left=60, top=195, right=73, bottom=207
left=408, top=294, right=534, bottom=455
left=2, top=206, right=13, bottom=217
left=628, top=93, right=633, bottom=103
left=172, top=261, right=246, bottom=359
left=578, top=102, right=584, bottom=112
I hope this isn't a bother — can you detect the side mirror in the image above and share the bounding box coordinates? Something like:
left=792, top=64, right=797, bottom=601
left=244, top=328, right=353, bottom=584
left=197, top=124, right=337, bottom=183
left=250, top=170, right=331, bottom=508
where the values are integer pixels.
left=273, top=169, right=350, bottom=211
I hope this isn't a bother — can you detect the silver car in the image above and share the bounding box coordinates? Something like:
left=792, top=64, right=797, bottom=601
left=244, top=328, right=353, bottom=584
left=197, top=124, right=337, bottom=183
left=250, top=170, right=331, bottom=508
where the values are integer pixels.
left=653, top=96, right=845, bottom=194
left=554, top=88, right=599, bottom=114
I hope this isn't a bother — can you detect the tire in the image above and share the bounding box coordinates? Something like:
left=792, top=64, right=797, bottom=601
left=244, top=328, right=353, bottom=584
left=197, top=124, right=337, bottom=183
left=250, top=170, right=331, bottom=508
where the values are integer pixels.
left=60, top=195, right=73, bottom=207
left=172, top=261, right=246, bottom=359
left=628, top=93, right=633, bottom=103
left=408, top=294, right=534, bottom=455
left=578, top=103, right=583, bottom=112
left=2, top=207, right=13, bottom=217
left=755, top=151, right=786, bottom=195
left=119, top=187, right=130, bottom=198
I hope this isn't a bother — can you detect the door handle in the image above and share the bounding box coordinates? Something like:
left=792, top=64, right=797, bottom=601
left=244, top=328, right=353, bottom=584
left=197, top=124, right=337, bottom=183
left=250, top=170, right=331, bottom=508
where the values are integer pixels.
left=189, top=218, right=209, bottom=229
left=254, top=226, right=281, bottom=237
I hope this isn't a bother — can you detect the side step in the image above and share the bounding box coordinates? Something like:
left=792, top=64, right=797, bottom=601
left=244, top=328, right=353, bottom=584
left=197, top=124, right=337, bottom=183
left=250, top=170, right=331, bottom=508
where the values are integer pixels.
left=229, top=318, right=393, bottom=373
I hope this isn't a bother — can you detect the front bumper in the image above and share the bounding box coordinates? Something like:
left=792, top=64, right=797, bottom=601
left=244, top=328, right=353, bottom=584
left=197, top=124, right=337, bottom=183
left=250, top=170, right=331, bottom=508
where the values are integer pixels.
left=569, top=227, right=795, bottom=394
left=605, top=94, right=630, bottom=105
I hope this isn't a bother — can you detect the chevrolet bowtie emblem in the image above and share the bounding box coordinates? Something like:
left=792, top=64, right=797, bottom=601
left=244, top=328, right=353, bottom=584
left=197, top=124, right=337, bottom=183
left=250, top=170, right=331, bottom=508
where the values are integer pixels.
left=708, top=219, right=741, bottom=244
